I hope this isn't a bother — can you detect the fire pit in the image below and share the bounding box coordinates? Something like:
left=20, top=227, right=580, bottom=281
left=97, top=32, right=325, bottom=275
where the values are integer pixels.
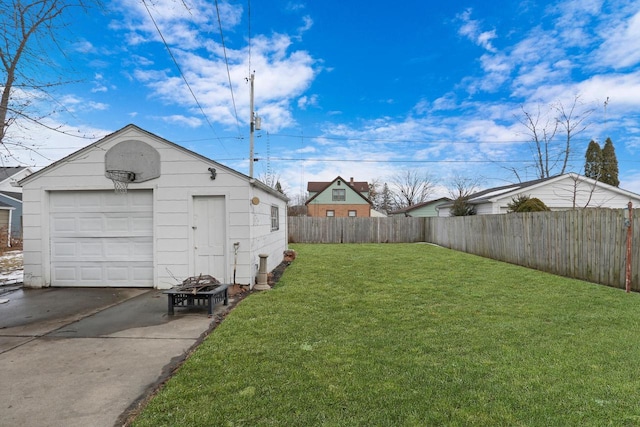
left=163, top=274, right=229, bottom=316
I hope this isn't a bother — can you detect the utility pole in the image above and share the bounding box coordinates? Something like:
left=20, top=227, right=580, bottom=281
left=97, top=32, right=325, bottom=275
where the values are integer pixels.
left=249, top=72, right=255, bottom=178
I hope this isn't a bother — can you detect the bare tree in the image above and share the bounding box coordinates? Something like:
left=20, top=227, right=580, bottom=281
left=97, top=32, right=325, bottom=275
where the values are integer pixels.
left=389, top=169, right=434, bottom=209
left=518, top=95, right=594, bottom=179
left=367, top=178, right=381, bottom=208
left=287, top=191, right=308, bottom=217
left=0, top=0, right=98, bottom=153
left=257, top=171, right=284, bottom=192
left=558, top=173, right=614, bottom=209
left=448, top=174, right=481, bottom=216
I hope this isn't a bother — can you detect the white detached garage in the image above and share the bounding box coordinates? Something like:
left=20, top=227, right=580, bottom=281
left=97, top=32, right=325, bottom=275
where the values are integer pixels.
left=20, top=124, right=289, bottom=289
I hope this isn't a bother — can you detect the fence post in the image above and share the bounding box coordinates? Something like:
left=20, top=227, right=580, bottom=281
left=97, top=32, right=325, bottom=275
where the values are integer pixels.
left=625, top=202, right=633, bottom=293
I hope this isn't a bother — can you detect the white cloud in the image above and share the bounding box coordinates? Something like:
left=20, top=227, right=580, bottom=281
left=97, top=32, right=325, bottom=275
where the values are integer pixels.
left=113, top=0, right=236, bottom=50
left=2, top=118, right=109, bottom=168
left=595, top=10, right=640, bottom=69
left=88, top=101, right=109, bottom=111
left=118, top=1, right=318, bottom=132
left=457, top=9, right=498, bottom=53
left=298, top=94, right=319, bottom=110
left=285, top=2, right=305, bottom=12
left=73, top=40, right=95, bottom=54
left=549, top=0, right=603, bottom=47
left=477, top=53, right=512, bottom=91
left=297, top=15, right=313, bottom=37
left=295, top=146, right=317, bottom=154
left=161, top=115, right=202, bottom=128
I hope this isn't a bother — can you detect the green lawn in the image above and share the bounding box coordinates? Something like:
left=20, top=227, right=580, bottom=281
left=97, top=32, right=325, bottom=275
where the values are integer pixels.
left=132, top=243, right=640, bottom=426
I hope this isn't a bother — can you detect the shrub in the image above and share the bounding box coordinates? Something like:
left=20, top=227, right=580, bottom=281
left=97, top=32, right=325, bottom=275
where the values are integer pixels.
left=508, top=195, right=550, bottom=213
left=450, top=197, right=476, bottom=216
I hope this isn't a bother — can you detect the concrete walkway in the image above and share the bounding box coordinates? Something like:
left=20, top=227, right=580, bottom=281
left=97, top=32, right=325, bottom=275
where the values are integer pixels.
left=0, top=287, right=233, bottom=427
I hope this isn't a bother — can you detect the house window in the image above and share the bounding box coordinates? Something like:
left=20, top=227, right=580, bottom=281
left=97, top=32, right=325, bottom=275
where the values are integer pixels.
left=332, top=189, right=346, bottom=201
left=348, top=210, right=357, bottom=217
left=271, top=205, right=279, bottom=231
left=326, top=210, right=335, bottom=217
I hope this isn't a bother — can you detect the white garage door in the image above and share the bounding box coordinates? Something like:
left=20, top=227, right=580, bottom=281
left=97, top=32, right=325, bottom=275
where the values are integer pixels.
left=49, top=190, right=153, bottom=287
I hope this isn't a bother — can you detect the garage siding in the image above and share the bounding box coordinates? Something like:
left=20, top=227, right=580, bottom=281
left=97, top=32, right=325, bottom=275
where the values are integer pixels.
left=49, top=190, right=153, bottom=287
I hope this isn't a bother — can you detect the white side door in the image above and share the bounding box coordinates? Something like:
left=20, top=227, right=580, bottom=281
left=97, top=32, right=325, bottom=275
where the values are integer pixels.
left=193, top=196, right=226, bottom=280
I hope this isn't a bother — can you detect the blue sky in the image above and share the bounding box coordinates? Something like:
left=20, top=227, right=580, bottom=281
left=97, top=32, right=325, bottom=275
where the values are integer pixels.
left=6, top=0, right=640, bottom=201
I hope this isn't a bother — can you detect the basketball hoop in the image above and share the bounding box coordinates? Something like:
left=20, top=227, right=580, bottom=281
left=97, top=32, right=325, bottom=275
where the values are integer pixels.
left=105, top=170, right=135, bottom=194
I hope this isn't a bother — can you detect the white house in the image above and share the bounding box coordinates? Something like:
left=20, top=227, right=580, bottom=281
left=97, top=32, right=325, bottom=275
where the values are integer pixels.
left=437, top=173, right=640, bottom=216
left=388, top=197, right=451, bottom=217
left=19, top=124, right=288, bottom=289
left=0, top=166, right=32, bottom=192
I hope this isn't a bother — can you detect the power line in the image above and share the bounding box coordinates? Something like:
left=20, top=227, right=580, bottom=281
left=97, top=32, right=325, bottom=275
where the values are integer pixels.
left=214, top=157, right=576, bottom=164
left=23, top=156, right=640, bottom=169
left=214, top=0, right=242, bottom=137
left=267, top=132, right=532, bottom=145
left=140, top=0, right=228, bottom=154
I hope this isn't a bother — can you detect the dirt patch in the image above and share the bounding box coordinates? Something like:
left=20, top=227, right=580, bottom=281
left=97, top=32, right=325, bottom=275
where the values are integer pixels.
left=268, top=260, right=290, bottom=286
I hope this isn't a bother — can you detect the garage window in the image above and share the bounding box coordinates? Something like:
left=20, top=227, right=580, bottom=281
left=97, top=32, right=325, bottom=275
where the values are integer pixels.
left=271, top=205, right=279, bottom=231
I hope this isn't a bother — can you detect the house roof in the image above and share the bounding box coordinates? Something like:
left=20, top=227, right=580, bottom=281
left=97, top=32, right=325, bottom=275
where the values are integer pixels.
left=388, top=197, right=451, bottom=214
left=0, top=191, right=22, bottom=202
left=439, top=173, right=640, bottom=208
left=18, top=124, right=288, bottom=202
left=0, top=167, right=29, bottom=188
left=307, top=177, right=369, bottom=194
left=0, top=167, right=27, bottom=181
left=305, top=175, right=372, bottom=205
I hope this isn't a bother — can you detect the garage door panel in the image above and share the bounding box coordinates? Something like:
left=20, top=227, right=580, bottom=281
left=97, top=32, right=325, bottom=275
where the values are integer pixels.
left=52, top=262, right=153, bottom=286
left=50, top=190, right=153, bottom=287
left=53, top=266, right=77, bottom=281
left=50, top=192, right=78, bottom=211
left=52, top=237, right=152, bottom=261
left=79, top=216, right=103, bottom=232
left=105, top=217, right=130, bottom=232
left=77, top=193, right=102, bottom=209
left=51, top=213, right=152, bottom=237
left=51, top=217, right=76, bottom=233
left=133, top=266, right=153, bottom=280
left=80, top=266, right=102, bottom=281
left=107, top=266, right=129, bottom=281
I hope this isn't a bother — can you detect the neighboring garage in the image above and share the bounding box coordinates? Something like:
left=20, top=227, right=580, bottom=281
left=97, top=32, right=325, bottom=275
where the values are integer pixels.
left=20, top=124, right=289, bottom=289
left=49, top=190, right=153, bottom=287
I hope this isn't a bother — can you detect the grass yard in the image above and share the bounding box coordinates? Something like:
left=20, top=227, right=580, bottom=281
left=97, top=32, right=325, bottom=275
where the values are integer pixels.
left=132, top=243, right=640, bottom=426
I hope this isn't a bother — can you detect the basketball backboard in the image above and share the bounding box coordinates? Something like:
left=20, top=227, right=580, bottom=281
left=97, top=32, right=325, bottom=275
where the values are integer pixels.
left=104, top=140, right=161, bottom=183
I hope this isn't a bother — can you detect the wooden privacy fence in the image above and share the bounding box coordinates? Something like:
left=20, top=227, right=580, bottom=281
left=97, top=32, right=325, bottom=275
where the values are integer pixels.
left=288, top=217, right=426, bottom=244
left=288, top=209, right=640, bottom=291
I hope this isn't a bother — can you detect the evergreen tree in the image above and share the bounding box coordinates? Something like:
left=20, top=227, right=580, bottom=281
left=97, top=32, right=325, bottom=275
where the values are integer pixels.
left=450, top=197, right=476, bottom=216
left=381, top=183, right=393, bottom=214
left=507, top=195, right=550, bottom=212
left=584, top=139, right=602, bottom=180
left=601, top=137, right=620, bottom=187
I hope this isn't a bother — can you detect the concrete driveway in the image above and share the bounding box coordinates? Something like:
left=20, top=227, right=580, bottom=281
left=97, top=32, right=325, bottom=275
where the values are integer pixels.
left=0, top=287, right=233, bottom=427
